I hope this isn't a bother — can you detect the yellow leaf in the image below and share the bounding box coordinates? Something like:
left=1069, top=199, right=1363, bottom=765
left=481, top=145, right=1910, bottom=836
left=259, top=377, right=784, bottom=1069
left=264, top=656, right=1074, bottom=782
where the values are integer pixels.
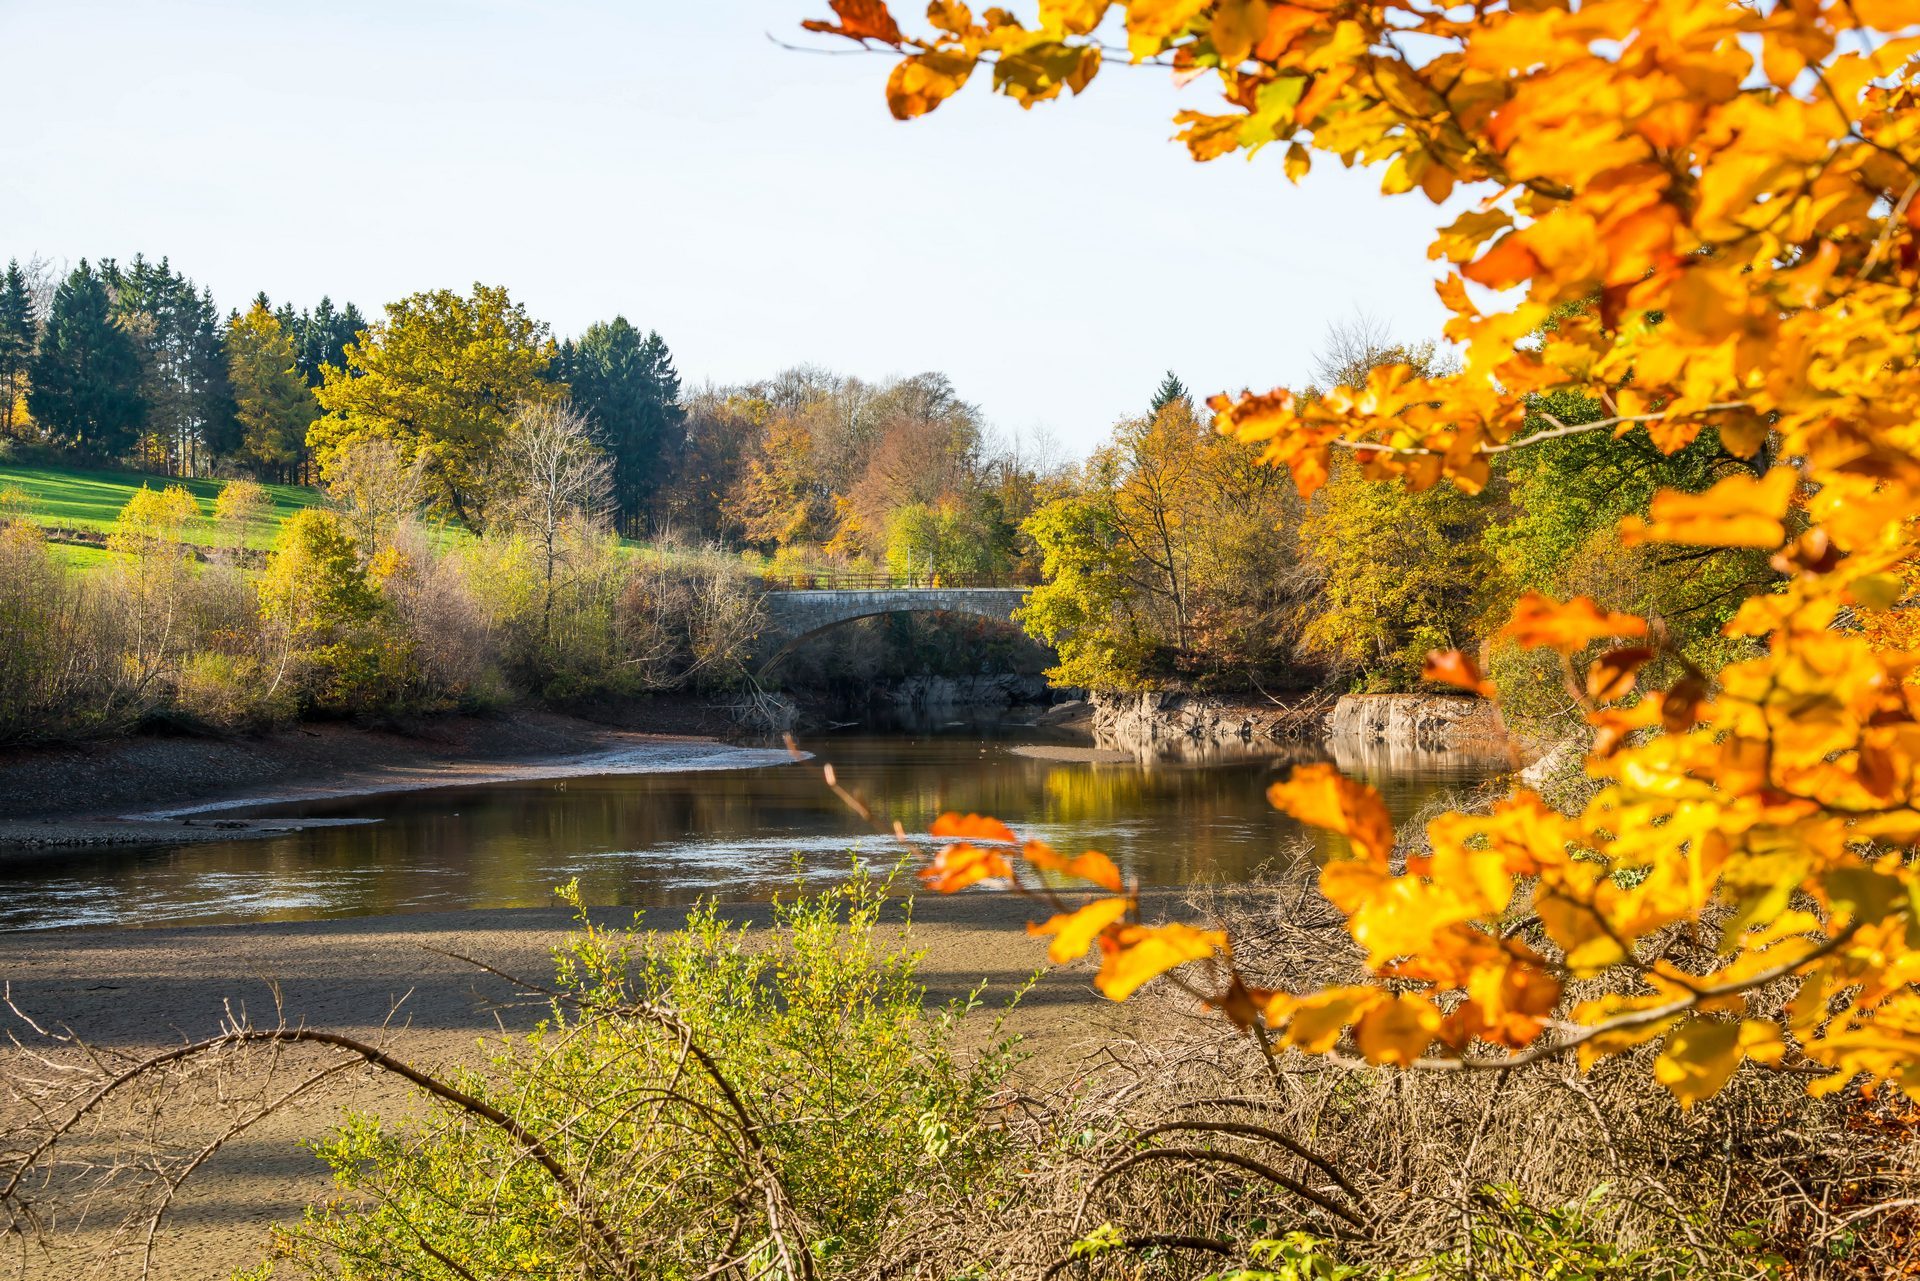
left=1268, top=763, right=1395, bottom=863
left=1210, top=0, right=1270, bottom=65
left=1618, top=467, right=1798, bottom=550
left=1354, top=993, right=1442, bottom=1065
left=1283, top=141, right=1310, bottom=183
left=1279, top=985, right=1385, bottom=1053
left=886, top=49, right=977, bottom=119
left=993, top=41, right=1101, bottom=107
left=1126, top=0, right=1208, bottom=58
left=1028, top=896, right=1132, bottom=963
left=1654, top=1017, right=1742, bottom=1107
left=1036, top=0, right=1106, bottom=35
left=1095, top=921, right=1226, bottom=998
left=927, top=1, right=973, bottom=33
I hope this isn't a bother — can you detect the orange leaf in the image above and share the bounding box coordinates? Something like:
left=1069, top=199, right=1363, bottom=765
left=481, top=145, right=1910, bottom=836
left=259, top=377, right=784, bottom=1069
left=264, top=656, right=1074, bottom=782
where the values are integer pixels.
left=1618, top=467, right=1798, bottom=549
left=1499, top=591, right=1648, bottom=654
left=1422, top=648, right=1496, bottom=697
left=1094, top=921, right=1227, bottom=999
left=1461, top=231, right=1540, bottom=290
left=1268, top=763, right=1395, bottom=863
left=1585, top=645, right=1653, bottom=704
left=885, top=49, right=977, bottom=119
left=1028, top=896, right=1133, bottom=963
left=930, top=812, right=1017, bottom=844
left=920, top=843, right=1014, bottom=893
left=1022, top=839, right=1124, bottom=892
left=801, top=0, right=904, bottom=43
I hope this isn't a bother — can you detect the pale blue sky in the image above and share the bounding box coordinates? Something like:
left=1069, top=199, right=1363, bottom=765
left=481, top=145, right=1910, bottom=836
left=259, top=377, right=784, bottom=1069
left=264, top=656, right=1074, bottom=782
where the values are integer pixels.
left=0, top=0, right=1455, bottom=454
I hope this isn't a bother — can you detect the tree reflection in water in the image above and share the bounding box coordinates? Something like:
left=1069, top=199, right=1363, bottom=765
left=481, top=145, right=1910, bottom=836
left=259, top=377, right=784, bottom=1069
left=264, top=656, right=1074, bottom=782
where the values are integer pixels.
left=0, top=722, right=1509, bottom=931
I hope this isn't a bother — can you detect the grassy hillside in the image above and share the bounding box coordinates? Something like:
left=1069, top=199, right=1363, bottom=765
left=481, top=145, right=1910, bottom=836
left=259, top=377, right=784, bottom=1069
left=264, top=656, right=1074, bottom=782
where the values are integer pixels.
left=0, top=462, right=683, bottom=571
left=0, top=462, right=324, bottom=552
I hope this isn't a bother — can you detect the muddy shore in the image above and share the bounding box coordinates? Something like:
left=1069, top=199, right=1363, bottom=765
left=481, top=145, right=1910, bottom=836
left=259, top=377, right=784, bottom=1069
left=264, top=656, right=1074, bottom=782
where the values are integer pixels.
left=0, top=892, right=1144, bottom=1280
left=0, top=701, right=773, bottom=851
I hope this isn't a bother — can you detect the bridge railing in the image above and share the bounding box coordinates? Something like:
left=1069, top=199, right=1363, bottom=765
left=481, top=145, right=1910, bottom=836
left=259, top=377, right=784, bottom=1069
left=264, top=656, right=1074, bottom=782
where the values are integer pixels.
left=757, top=570, right=1040, bottom=592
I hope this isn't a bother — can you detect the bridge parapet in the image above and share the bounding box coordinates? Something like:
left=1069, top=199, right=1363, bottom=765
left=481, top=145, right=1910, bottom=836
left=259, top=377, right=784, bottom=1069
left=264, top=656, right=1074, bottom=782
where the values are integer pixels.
left=759, top=571, right=1036, bottom=592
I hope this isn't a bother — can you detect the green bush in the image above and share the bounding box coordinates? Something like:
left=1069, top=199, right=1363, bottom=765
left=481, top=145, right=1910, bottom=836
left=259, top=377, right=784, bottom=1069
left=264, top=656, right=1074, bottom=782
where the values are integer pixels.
left=252, top=872, right=1022, bottom=1279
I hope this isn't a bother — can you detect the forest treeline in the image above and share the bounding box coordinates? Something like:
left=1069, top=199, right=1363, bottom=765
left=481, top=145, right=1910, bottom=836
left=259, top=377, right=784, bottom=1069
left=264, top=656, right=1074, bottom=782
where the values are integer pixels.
left=1, top=254, right=1772, bottom=741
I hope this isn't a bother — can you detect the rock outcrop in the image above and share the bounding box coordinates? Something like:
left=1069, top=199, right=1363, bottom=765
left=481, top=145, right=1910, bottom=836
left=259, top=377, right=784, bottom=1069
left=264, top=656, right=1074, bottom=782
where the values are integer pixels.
left=1090, top=690, right=1329, bottom=760
left=1325, top=693, right=1507, bottom=751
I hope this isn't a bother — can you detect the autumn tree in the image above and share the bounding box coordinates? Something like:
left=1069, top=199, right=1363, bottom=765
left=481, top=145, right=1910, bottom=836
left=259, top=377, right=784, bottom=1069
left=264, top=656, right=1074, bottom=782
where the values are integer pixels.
left=321, top=437, right=428, bottom=557
left=839, top=372, right=985, bottom=555
left=0, top=260, right=35, bottom=440
left=490, top=398, right=614, bottom=641
left=308, top=284, right=560, bottom=526
left=226, top=300, right=316, bottom=481
left=812, top=1, right=1920, bottom=1106
left=1301, top=459, right=1494, bottom=689
left=258, top=508, right=384, bottom=709
left=104, top=485, right=201, bottom=699
left=1017, top=492, right=1152, bottom=687
left=212, top=479, right=270, bottom=561
left=657, top=385, right=753, bottom=543
left=1020, top=396, right=1301, bottom=687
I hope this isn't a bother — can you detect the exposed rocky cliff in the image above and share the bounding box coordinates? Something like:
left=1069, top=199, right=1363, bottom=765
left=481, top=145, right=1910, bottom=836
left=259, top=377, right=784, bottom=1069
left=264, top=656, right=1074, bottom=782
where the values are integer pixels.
left=1089, top=690, right=1330, bottom=760
left=1087, top=688, right=1523, bottom=765
left=1324, top=693, right=1507, bottom=751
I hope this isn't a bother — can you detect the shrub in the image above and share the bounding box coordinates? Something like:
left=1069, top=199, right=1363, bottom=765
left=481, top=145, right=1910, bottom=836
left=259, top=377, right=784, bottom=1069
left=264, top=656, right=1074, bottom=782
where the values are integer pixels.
left=0, top=519, right=110, bottom=742
left=252, top=872, right=1020, bottom=1279
left=367, top=522, right=501, bottom=710
left=259, top=509, right=387, bottom=712
left=171, top=649, right=295, bottom=730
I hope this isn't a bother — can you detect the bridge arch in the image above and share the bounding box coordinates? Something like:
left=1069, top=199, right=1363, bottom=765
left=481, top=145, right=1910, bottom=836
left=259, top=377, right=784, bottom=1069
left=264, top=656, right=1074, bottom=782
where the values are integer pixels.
left=752, top=587, right=1032, bottom=676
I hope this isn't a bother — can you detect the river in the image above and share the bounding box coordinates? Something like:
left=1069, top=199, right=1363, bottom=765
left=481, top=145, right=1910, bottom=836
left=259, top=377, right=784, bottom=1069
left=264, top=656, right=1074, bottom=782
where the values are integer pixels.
left=0, top=719, right=1512, bottom=931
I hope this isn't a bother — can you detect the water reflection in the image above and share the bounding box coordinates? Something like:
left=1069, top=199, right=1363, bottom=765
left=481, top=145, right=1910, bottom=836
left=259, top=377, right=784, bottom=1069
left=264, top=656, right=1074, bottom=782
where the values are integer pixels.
left=0, top=724, right=1511, bottom=931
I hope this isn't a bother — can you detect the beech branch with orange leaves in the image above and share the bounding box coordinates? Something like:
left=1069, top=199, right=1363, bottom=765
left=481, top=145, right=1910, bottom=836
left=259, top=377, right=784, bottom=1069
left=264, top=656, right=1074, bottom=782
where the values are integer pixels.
left=806, top=0, right=1920, bottom=1108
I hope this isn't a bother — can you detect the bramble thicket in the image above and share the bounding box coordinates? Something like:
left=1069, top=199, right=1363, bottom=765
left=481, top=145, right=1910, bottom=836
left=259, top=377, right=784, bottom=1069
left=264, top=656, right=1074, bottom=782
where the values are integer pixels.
left=803, top=0, right=1920, bottom=1104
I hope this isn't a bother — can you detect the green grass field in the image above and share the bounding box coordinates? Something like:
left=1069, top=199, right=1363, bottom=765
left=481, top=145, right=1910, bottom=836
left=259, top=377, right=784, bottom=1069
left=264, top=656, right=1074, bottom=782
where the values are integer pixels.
left=0, top=462, right=324, bottom=552
left=1, top=461, right=737, bottom=575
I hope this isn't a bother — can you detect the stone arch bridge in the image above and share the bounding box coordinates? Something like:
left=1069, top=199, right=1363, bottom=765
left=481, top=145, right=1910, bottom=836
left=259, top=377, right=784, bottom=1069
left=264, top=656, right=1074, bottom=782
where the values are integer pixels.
left=752, top=585, right=1032, bottom=674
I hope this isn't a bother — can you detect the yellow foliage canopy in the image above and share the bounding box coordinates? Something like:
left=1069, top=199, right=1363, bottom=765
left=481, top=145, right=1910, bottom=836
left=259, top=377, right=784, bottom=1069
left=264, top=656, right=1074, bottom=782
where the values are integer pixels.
left=810, top=0, right=1920, bottom=1106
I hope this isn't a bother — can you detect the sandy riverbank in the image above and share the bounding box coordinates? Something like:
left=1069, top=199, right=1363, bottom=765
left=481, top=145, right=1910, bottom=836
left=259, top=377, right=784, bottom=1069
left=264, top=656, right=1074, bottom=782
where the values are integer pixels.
left=0, top=893, right=1143, bottom=1280
left=0, top=704, right=793, bottom=851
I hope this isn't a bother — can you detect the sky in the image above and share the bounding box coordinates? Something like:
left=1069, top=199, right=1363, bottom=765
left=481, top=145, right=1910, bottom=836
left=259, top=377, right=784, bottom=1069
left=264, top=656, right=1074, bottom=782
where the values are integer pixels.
left=0, top=0, right=1459, bottom=457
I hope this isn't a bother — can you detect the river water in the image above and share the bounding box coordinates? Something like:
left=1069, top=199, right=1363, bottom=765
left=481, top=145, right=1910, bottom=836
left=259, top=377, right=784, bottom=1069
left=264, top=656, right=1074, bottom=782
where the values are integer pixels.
left=1, top=721, right=1512, bottom=931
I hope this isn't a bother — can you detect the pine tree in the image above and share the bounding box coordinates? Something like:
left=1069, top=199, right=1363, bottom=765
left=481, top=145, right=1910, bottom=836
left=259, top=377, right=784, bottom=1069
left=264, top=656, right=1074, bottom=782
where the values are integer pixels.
left=292, top=297, right=366, bottom=386
left=29, top=261, right=146, bottom=462
left=107, top=256, right=235, bottom=474
left=560, top=318, right=685, bottom=536
left=0, top=261, right=35, bottom=439
left=1149, top=370, right=1190, bottom=417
